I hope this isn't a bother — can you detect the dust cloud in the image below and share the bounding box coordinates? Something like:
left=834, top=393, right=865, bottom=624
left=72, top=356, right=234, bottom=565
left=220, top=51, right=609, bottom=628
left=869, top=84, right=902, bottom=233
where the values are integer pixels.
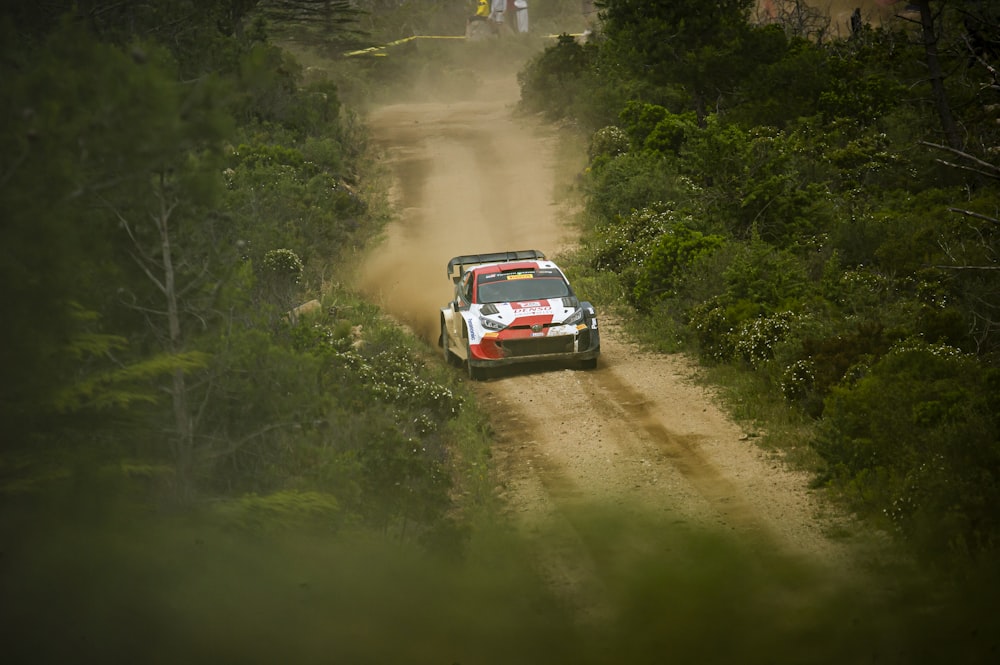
left=357, top=60, right=576, bottom=344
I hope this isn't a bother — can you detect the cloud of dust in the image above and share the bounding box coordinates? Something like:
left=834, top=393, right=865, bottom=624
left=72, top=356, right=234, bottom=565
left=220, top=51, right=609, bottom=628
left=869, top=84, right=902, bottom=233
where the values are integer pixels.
left=357, top=44, right=578, bottom=345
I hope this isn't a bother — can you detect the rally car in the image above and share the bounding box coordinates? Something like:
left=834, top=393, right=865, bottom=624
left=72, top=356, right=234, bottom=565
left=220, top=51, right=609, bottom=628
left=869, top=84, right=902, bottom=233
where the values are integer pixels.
left=439, top=250, right=600, bottom=379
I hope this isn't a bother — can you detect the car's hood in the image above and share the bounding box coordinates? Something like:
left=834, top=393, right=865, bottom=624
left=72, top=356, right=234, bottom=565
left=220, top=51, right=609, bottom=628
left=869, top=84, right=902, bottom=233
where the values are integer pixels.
left=474, top=299, right=575, bottom=326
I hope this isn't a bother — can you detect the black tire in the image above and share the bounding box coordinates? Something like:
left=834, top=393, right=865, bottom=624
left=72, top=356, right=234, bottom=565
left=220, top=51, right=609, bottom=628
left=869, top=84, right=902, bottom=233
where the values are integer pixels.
left=579, top=357, right=598, bottom=370
left=466, top=343, right=484, bottom=380
left=464, top=322, right=484, bottom=379
left=441, top=319, right=456, bottom=366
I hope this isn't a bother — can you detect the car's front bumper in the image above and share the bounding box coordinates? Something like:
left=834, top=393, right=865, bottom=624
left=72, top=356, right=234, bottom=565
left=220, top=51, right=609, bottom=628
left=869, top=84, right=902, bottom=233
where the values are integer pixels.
left=468, top=324, right=601, bottom=368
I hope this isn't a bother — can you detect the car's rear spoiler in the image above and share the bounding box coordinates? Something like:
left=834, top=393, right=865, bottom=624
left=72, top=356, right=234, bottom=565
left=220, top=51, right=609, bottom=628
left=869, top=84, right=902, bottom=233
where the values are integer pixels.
left=446, top=250, right=546, bottom=283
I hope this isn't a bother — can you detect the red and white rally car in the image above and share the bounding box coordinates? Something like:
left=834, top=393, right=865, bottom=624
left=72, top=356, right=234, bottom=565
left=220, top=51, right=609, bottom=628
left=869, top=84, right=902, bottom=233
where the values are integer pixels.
left=439, top=250, right=600, bottom=379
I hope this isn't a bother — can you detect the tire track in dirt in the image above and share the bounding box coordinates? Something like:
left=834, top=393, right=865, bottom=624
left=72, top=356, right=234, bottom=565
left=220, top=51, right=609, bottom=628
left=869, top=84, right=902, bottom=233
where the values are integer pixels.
left=582, top=366, right=777, bottom=543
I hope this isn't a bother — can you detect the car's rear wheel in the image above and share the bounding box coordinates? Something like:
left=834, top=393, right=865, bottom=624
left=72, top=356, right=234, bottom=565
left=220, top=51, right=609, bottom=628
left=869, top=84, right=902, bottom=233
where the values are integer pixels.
left=579, top=357, right=598, bottom=370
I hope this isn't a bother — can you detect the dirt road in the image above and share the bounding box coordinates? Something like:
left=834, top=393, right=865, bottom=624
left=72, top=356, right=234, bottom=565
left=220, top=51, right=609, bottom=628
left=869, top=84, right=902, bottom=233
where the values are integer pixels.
left=358, top=65, right=869, bottom=619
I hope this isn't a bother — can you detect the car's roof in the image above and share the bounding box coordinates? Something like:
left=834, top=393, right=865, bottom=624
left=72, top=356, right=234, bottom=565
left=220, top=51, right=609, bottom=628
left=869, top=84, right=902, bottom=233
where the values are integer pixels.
left=470, top=260, right=561, bottom=276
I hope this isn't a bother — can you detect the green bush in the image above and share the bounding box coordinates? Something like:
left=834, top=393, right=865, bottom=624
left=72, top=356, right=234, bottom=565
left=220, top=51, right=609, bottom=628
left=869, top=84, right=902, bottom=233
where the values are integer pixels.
left=588, top=205, right=672, bottom=273
left=633, top=223, right=725, bottom=310
left=261, top=248, right=304, bottom=281
left=617, top=100, right=669, bottom=149
left=723, top=239, right=810, bottom=312
left=617, top=101, right=698, bottom=156
left=517, top=34, right=598, bottom=121
left=588, top=125, right=629, bottom=161
left=780, top=321, right=895, bottom=418
left=687, top=297, right=736, bottom=363
left=815, top=340, right=1000, bottom=560
left=585, top=152, right=692, bottom=222
left=731, top=311, right=801, bottom=369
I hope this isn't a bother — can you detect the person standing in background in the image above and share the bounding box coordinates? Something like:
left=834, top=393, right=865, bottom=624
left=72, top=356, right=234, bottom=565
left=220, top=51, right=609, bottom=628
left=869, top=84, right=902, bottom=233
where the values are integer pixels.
left=514, top=0, right=529, bottom=34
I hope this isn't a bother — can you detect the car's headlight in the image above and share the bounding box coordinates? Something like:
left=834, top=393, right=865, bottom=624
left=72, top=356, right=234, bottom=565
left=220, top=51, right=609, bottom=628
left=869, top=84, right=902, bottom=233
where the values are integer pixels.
left=562, top=308, right=585, bottom=325
left=479, top=315, right=507, bottom=331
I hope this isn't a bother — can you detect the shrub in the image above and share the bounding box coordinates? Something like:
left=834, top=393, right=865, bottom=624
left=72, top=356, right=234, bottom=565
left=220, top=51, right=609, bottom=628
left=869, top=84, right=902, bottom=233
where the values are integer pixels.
left=588, top=125, right=629, bottom=161
left=589, top=204, right=673, bottom=273
left=585, top=152, right=693, bottom=222
left=723, top=239, right=809, bottom=311
left=814, top=340, right=1000, bottom=560
left=633, top=223, right=726, bottom=310
left=617, top=100, right=669, bottom=149
left=643, top=111, right=699, bottom=155
left=781, top=321, right=896, bottom=418
left=517, top=34, right=598, bottom=120
left=261, top=248, right=304, bottom=282
left=687, top=297, right=736, bottom=363
left=731, top=310, right=800, bottom=368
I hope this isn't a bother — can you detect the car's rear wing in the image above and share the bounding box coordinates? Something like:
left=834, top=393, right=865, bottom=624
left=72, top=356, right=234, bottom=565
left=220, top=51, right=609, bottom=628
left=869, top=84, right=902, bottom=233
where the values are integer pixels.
left=446, top=249, right=546, bottom=283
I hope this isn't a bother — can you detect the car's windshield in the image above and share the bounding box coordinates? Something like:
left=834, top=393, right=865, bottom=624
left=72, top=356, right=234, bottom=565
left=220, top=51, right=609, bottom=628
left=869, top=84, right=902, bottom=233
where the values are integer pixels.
left=476, top=276, right=570, bottom=304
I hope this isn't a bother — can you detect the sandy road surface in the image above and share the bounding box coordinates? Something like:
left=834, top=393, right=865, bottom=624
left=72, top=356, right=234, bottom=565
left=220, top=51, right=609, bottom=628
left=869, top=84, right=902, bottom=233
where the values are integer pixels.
left=358, top=68, right=867, bottom=617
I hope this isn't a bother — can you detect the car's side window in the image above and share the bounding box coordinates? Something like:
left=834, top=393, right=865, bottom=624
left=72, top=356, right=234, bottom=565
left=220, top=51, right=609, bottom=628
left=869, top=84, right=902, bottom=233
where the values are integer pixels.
left=458, top=272, right=473, bottom=306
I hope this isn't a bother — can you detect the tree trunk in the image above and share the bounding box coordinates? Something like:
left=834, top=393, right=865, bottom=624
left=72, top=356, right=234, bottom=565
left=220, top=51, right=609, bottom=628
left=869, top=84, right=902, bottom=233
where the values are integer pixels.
left=915, top=0, right=963, bottom=149
left=154, top=172, right=195, bottom=502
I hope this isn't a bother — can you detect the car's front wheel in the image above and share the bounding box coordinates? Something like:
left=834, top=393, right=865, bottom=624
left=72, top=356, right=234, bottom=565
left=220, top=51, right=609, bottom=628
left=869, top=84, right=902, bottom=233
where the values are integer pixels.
left=464, top=324, right=485, bottom=380
left=467, top=354, right=485, bottom=380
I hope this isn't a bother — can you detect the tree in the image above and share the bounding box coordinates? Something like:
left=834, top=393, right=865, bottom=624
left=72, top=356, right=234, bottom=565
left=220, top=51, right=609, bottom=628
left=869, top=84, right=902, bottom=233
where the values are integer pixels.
left=0, top=18, right=243, bottom=500
left=256, top=0, right=368, bottom=55
left=909, top=0, right=963, bottom=149
left=596, top=0, right=755, bottom=119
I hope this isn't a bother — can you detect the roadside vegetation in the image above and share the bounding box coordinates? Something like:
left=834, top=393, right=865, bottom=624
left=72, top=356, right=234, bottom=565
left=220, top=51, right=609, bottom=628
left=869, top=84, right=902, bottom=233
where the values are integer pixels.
left=0, top=3, right=507, bottom=657
left=519, top=0, right=1000, bottom=574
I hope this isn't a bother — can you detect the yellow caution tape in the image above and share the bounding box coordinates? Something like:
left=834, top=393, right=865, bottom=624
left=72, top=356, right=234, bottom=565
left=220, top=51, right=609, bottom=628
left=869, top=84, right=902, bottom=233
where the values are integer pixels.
left=343, top=32, right=586, bottom=57
left=344, top=35, right=467, bottom=57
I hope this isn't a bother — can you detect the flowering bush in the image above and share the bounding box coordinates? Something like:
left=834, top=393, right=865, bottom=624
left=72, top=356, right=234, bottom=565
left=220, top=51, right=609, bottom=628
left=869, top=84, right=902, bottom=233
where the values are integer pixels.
left=732, top=311, right=799, bottom=368
left=261, top=248, right=304, bottom=283
left=589, top=125, right=629, bottom=161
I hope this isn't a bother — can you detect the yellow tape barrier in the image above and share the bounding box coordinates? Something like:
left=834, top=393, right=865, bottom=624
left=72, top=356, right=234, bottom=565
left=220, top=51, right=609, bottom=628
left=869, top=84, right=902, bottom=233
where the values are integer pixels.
left=344, top=35, right=466, bottom=57
left=343, top=33, right=585, bottom=57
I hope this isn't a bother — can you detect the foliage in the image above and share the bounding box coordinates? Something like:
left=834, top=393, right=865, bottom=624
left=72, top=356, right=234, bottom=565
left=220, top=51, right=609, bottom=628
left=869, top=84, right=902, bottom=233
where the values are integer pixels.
left=679, top=119, right=837, bottom=243
left=256, top=0, right=368, bottom=56
left=211, top=489, right=345, bottom=533
left=517, top=0, right=1000, bottom=571
left=261, top=248, right=305, bottom=280
left=618, top=101, right=699, bottom=155
left=633, top=224, right=726, bottom=310
left=584, top=151, right=694, bottom=221
left=0, top=0, right=480, bottom=551
left=815, top=340, right=1000, bottom=561
left=596, top=0, right=756, bottom=118
left=588, top=125, right=629, bottom=161
left=518, top=33, right=599, bottom=121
